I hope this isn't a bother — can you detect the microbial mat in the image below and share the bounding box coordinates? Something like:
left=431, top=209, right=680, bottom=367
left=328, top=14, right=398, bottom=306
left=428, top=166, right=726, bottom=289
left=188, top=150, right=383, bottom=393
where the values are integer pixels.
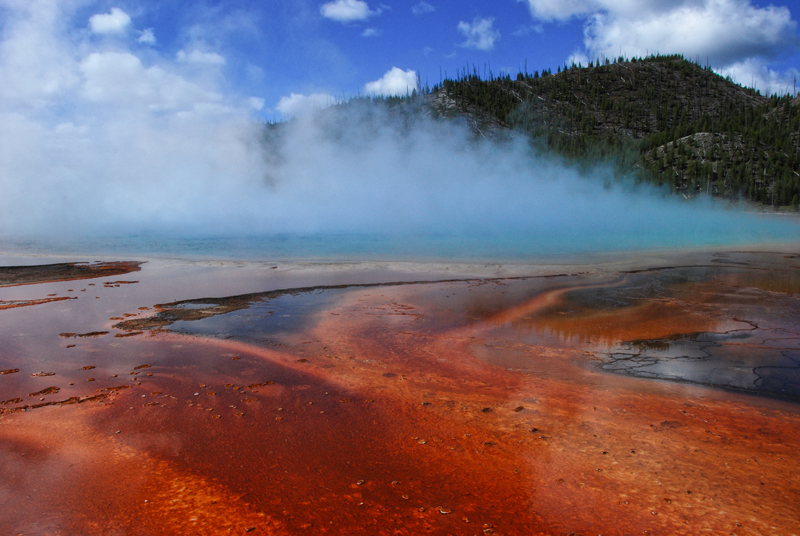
left=0, top=250, right=799, bottom=535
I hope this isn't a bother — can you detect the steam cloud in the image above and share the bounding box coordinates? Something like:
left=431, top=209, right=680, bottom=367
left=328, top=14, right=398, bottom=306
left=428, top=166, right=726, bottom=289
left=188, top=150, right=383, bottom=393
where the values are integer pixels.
left=0, top=1, right=796, bottom=257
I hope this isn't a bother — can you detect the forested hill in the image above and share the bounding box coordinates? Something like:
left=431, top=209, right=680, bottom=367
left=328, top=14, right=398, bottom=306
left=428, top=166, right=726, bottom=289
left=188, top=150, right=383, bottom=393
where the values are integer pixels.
left=421, top=54, right=800, bottom=208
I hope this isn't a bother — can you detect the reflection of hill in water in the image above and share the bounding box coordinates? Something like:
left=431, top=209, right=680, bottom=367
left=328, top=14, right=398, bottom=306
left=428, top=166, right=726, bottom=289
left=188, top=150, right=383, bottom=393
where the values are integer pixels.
left=480, top=260, right=800, bottom=401
left=503, top=299, right=726, bottom=348
left=602, top=328, right=800, bottom=400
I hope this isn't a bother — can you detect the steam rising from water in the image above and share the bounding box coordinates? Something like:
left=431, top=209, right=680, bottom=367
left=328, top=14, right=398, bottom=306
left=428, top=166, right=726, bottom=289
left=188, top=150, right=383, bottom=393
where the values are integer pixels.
left=0, top=1, right=796, bottom=259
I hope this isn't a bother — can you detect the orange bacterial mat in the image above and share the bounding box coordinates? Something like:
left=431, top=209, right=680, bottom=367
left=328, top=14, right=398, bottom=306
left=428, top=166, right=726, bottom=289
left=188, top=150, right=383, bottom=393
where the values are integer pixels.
left=1, top=251, right=798, bottom=535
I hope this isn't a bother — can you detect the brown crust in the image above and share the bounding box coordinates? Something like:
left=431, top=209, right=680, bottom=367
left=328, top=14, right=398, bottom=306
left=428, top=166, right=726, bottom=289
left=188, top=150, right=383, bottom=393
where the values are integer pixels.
left=0, top=261, right=142, bottom=287
left=0, top=297, right=75, bottom=310
left=0, top=394, right=108, bottom=414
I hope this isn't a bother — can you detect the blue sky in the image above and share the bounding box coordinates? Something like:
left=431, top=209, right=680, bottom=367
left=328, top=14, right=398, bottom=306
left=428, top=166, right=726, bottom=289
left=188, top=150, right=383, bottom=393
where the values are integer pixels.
left=4, top=0, right=795, bottom=120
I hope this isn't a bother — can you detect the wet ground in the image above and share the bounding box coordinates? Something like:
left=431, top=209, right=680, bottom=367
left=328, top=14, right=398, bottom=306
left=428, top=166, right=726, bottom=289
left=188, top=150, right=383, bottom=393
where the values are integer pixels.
left=0, top=250, right=799, bottom=535
left=0, top=261, right=141, bottom=287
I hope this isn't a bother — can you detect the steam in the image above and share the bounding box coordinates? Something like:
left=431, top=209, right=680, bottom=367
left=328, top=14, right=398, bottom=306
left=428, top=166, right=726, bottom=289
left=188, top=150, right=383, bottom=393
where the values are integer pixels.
left=0, top=1, right=796, bottom=257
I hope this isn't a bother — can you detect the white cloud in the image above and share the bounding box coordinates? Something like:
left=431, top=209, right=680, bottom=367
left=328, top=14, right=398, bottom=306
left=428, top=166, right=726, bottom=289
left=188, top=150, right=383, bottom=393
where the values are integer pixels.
left=512, top=24, right=543, bottom=37
left=176, top=49, right=227, bottom=66
left=320, top=0, right=378, bottom=22
left=138, top=28, right=156, bottom=45
left=524, top=1, right=797, bottom=79
left=523, top=0, right=685, bottom=22
left=567, top=51, right=590, bottom=67
left=247, top=65, right=266, bottom=82
left=523, top=0, right=601, bottom=21
left=248, top=97, right=266, bottom=111
left=411, top=2, right=435, bottom=15
left=80, top=52, right=223, bottom=111
left=89, top=7, right=131, bottom=35
left=718, top=58, right=800, bottom=96
left=586, top=1, right=795, bottom=67
left=276, top=93, right=336, bottom=116
left=362, top=27, right=380, bottom=37
left=457, top=17, right=500, bottom=51
left=364, top=67, right=417, bottom=96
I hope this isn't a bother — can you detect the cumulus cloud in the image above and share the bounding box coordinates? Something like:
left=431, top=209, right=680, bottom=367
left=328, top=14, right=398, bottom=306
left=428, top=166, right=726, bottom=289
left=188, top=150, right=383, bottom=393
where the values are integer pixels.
left=89, top=7, right=131, bottom=35
left=412, top=2, right=435, bottom=15
left=587, top=1, right=795, bottom=66
left=176, top=49, right=226, bottom=66
left=276, top=93, right=336, bottom=116
left=320, top=0, right=378, bottom=22
left=249, top=97, right=265, bottom=110
left=138, top=28, right=156, bottom=45
left=524, top=0, right=798, bottom=90
left=718, top=58, right=800, bottom=96
left=362, top=27, right=380, bottom=37
left=364, top=67, right=417, bottom=96
left=524, top=0, right=601, bottom=21
left=457, top=17, right=500, bottom=51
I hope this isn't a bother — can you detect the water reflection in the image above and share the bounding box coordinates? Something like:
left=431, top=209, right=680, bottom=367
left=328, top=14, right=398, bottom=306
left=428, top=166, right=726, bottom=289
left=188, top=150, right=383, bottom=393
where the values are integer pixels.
left=465, top=263, right=800, bottom=400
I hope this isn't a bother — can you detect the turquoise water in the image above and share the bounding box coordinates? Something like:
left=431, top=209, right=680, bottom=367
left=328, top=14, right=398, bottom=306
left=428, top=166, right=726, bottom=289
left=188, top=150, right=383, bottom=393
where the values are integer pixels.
left=2, top=212, right=798, bottom=263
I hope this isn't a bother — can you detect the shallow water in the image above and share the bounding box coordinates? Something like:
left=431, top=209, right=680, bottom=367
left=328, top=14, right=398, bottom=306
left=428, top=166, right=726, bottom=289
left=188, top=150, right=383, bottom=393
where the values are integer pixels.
left=1, top=250, right=799, bottom=535
left=3, top=213, right=800, bottom=262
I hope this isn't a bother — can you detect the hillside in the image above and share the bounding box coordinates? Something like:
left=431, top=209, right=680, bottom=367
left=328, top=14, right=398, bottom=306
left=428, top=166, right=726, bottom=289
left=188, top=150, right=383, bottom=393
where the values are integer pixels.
left=423, top=55, right=800, bottom=208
